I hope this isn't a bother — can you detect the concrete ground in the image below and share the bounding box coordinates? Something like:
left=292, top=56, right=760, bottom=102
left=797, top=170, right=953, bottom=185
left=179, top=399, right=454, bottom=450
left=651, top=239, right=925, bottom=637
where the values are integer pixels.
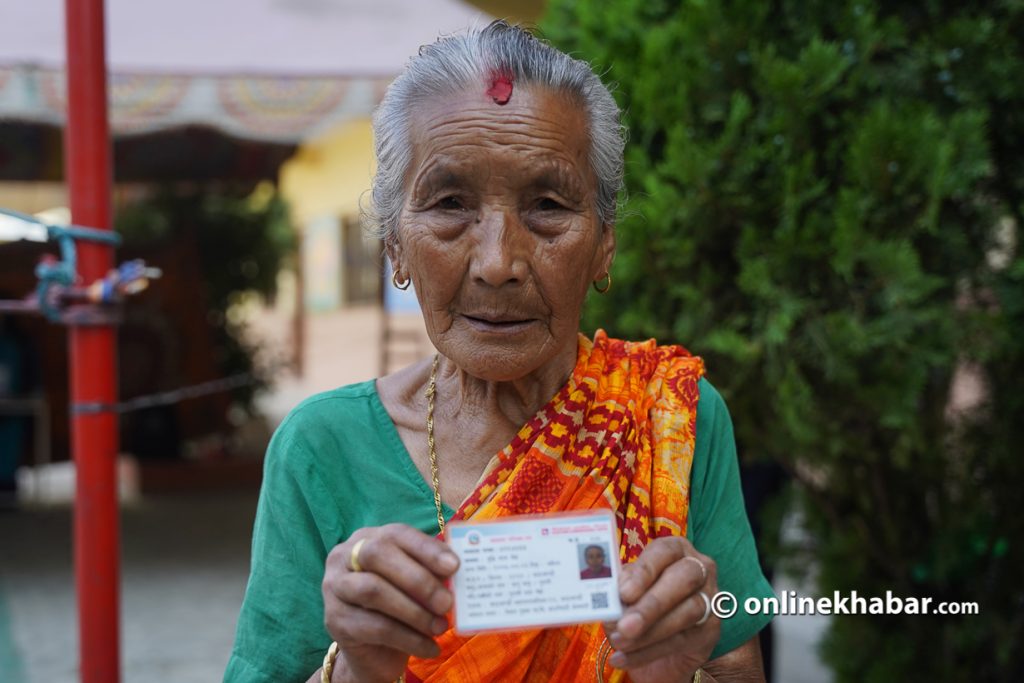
left=0, top=306, right=832, bottom=682
left=0, top=493, right=257, bottom=683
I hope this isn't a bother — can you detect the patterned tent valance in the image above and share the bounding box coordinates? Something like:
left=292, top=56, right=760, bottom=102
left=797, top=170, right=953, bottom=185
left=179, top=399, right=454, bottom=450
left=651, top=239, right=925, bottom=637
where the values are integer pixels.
left=0, top=65, right=393, bottom=143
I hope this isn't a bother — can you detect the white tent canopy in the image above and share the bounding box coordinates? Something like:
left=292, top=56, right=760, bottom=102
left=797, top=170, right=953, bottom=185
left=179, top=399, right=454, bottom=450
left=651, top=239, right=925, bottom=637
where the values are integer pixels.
left=0, top=0, right=490, bottom=142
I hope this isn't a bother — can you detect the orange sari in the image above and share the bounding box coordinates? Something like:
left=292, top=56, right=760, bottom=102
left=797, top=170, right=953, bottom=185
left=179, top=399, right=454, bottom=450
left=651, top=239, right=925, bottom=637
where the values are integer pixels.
left=406, top=331, right=704, bottom=683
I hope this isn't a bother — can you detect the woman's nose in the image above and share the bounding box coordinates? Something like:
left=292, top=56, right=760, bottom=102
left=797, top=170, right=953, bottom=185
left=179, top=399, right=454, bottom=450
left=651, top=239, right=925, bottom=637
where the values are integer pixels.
left=470, top=210, right=528, bottom=287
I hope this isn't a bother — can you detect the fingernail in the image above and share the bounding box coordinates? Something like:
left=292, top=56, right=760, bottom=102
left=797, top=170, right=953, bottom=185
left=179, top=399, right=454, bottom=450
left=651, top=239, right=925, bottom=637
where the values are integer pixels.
left=432, top=617, right=448, bottom=635
left=609, top=652, right=626, bottom=668
left=607, top=631, right=623, bottom=648
left=619, top=612, right=642, bottom=636
left=430, top=589, right=453, bottom=614
left=439, top=553, right=458, bottom=572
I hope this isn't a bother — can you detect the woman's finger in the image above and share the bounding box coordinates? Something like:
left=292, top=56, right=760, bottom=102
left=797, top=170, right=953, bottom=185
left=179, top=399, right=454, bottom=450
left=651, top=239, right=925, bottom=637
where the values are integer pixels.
left=349, top=524, right=459, bottom=577
left=327, top=604, right=441, bottom=660
left=616, top=541, right=716, bottom=640
left=335, top=570, right=449, bottom=637
left=618, top=536, right=695, bottom=603
left=609, top=628, right=705, bottom=670
left=609, top=587, right=709, bottom=652
left=336, top=525, right=458, bottom=615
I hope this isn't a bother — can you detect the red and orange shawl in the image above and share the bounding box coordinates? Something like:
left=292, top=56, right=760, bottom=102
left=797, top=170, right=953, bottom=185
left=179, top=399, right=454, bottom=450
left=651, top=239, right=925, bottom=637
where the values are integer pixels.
left=406, top=331, right=704, bottom=683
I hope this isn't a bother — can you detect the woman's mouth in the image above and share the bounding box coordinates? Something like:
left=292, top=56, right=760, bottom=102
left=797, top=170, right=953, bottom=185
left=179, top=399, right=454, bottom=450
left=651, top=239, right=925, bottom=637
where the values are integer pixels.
left=461, top=314, right=535, bottom=333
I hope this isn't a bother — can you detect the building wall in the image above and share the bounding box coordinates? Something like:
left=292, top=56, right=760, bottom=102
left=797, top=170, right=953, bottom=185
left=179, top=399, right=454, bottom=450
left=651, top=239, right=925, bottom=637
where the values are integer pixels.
left=280, top=118, right=382, bottom=311
left=279, top=118, right=375, bottom=227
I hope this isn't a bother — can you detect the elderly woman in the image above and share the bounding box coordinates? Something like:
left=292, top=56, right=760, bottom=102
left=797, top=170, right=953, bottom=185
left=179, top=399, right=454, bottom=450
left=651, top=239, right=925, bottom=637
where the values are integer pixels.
left=225, top=21, right=772, bottom=683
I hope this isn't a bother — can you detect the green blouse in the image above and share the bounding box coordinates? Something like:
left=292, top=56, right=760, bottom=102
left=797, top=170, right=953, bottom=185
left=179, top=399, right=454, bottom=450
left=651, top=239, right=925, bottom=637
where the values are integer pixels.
left=224, top=377, right=773, bottom=682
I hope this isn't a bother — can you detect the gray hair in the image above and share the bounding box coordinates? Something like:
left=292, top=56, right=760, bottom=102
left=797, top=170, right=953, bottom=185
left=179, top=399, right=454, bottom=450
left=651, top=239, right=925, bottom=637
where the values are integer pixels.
left=368, top=20, right=625, bottom=242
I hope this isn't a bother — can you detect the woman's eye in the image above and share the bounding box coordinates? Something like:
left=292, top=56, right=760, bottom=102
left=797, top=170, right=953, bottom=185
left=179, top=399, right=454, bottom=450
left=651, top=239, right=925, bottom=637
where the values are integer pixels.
left=536, top=198, right=565, bottom=211
left=436, top=196, right=464, bottom=210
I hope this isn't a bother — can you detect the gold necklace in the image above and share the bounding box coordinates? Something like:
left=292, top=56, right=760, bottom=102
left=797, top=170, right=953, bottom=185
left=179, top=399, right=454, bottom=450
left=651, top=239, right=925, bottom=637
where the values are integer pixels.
left=426, top=354, right=445, bottom=534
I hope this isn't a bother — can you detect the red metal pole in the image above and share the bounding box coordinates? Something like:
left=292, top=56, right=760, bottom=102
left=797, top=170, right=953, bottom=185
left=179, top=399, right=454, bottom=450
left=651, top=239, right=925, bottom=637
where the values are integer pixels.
left=64, top=1, right=120, bottom=682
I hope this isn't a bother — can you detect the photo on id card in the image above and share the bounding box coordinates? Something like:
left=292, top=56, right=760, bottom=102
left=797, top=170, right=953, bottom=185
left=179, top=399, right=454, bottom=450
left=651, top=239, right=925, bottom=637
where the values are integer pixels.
left=446, top=510, right=623, bottom=634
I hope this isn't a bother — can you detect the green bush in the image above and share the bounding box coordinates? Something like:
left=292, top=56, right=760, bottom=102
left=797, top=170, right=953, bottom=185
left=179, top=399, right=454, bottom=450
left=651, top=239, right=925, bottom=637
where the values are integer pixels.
left=116, top=184, right=294, bottom=412
left=543, top=1, right=1023, bottom=680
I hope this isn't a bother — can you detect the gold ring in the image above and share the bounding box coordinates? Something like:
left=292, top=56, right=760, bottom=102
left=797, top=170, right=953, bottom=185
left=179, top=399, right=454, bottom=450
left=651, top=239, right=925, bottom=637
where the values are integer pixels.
left=349, top=538, right=367, bottom=572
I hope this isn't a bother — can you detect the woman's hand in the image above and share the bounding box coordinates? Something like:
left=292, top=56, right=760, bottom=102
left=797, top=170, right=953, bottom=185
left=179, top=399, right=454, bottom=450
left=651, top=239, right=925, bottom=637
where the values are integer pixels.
left=321, top=524, right=459, bottom=683
left=605, top=537, right=721, bottom=683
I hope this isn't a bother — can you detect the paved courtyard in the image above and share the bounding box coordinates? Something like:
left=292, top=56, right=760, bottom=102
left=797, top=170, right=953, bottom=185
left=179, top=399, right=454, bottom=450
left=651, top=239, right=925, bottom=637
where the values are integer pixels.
left=1, top=492, right=256, bottom=682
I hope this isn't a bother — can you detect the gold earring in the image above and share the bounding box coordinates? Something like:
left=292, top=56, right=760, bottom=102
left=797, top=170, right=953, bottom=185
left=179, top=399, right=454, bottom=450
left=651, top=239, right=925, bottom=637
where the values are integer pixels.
left=593, top=272, right=611, bottom=294
left=392, top=271, right=410, bottom=290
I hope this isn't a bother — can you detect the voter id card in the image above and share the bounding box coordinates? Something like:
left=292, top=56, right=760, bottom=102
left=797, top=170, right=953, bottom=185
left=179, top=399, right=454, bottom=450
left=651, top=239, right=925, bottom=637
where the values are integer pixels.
left=446, top=510, right=623, bottom=634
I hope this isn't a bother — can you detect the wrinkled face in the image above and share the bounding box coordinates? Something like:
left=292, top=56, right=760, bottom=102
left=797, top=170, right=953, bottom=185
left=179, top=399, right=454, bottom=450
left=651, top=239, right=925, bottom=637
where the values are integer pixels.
left=585, top=546, right=605, bottom=570
left=389, top=85, right=615, bottom=382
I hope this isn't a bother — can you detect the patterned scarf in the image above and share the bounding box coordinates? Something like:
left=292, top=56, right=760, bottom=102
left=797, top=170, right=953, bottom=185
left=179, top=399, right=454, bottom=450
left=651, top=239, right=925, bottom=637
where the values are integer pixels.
left=406, top=331, right=704, bottom=683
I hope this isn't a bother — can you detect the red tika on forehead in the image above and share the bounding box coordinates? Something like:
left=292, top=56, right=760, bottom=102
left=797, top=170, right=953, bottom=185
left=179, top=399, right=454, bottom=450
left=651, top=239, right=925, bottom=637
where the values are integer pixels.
left=486, top=73, right=513, bottom=105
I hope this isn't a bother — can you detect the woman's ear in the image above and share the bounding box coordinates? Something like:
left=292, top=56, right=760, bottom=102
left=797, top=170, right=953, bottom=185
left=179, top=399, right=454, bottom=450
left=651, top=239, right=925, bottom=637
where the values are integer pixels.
left=596, top=223, right=616, bottom=278
left=384, top=234, right=402, bottom=275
